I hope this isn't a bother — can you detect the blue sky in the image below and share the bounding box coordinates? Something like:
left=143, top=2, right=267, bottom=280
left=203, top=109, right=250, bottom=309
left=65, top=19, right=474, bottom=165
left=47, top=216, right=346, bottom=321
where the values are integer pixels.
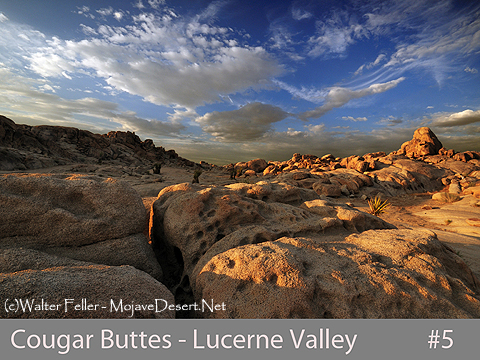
left=0, top=0, right=479, bottom=164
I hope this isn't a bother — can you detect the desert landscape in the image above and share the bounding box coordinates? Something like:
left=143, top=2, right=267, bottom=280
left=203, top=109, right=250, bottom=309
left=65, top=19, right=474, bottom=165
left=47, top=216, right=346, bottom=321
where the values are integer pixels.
left=1, top=115, right=479, bottom=319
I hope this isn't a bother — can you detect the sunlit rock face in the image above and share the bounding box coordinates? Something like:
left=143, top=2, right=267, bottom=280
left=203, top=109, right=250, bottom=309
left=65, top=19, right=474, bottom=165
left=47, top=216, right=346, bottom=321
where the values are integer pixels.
left=151, top=181, right=480, bottom=318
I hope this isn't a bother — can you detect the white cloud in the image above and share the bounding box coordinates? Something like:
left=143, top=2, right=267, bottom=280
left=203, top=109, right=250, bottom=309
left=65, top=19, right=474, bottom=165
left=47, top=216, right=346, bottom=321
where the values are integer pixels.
left=465, top=66, right=478, bottom=74
left=381, top=7, right=480, bottom=85
left=308, top=1, right=480, bottom=86
left=342, top=116, right=367, bottom=122
left=80, top=24, right=97, bottom=36
left=307, top=14, right=358, bottom=58
left=431, top=109, right=480, bottom=127
left=97, top=7, right=114, bottom=17
left=0, top=66, right=184, bottom=136
left=114, top=12, right=124, bottom=21
left=0, top=12, right=8, bottom=22
left=76, top=6, right=95, bottom=19
left=133, top=1, right=145, bottom=10
left=292, top=7, right=313, bottom=21
left=148, top=0, right=166, bottom=10
left=299, top=77, right=405, bottom=120
left=195, top=102, right=291, bottom=142
left=23, top=8, right=283, bottom=110
left=273, top=80, right=326, bottom=103
left=355, top=54, right=387, bottom=75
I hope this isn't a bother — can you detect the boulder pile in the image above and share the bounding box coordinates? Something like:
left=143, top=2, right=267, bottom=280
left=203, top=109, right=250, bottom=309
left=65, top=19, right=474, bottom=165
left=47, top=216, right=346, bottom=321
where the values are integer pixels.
left=223, top=127, right=480, bottom=199
left=2, top=121, right=480, bottom=319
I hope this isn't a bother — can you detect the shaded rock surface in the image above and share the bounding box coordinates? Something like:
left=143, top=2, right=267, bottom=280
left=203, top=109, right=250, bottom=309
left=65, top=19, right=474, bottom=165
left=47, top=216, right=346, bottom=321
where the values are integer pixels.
left=0, top=173, right=145, bottom=247
left=0, top=115, right=196, bottom=171
left=0, top=174, right=173, bottom=318
left=0, top=257, right=174, bottom=318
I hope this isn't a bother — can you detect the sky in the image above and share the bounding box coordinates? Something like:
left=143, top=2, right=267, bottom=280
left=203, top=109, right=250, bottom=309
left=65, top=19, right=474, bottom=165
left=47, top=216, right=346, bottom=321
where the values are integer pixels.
left=0, top=0, right=479, bottom=165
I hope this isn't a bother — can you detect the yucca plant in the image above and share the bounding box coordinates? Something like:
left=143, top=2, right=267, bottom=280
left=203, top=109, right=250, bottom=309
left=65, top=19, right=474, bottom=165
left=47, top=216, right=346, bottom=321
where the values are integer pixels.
left=368, top=195, right=391, bottom=216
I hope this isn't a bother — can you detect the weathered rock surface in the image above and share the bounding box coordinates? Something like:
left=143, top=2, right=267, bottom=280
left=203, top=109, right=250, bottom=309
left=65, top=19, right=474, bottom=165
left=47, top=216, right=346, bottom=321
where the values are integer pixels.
left=246, top=158, right=268, bottom=173
left=151, top=181, right=395, bottom=315
left=399, top=127, right=443, bottom=158
left=0, top=173, right=173, bottom=318
left=0, top=257, right=174, bottom=318
left=195, top=230, right=480, bottom=318
left=43, top=234, right=163, bottom=280
left=0, top=173, right=145, bottom=247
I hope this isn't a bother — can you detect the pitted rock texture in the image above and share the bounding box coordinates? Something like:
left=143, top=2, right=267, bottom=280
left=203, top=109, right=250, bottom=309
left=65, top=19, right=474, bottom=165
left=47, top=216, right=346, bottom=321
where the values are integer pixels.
left=195, top=230, right=480, bottom=318
left=151, top=182, right=395, bottom=313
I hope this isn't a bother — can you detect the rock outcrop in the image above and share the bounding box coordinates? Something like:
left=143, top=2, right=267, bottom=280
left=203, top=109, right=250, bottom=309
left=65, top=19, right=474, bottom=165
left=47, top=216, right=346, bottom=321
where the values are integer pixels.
left=150, top=181, right=480, bottom=318
left=0, top=174, right=173, bottom=318
left=222, top=128, right=480, bottom=199
left=0, top=248, right=174, bottom=319
left=0, top=115, right=195, bottom=171
left=195, top=230, right=480, bottom=318
left=399, top=127, right=444, bottom=158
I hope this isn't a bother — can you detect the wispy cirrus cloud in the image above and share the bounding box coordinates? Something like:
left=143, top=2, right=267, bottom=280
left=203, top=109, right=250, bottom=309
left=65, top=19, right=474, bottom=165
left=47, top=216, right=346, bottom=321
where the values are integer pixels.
left=291, top=7, right=312, bottom=21
left=306, top=0, right=480, bottom=87
left=298, top=77, right=405, bottom=120
left=342, top=116, right=367, bottom=122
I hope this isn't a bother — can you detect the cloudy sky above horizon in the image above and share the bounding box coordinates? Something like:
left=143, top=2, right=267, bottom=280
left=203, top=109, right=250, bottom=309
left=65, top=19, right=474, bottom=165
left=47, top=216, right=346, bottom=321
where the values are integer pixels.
left=0, top=0, right=479, bottom=164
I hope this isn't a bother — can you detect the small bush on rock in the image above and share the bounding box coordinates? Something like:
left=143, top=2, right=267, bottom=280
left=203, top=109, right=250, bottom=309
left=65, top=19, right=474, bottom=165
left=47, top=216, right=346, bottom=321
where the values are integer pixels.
left=192, top=169, right=202, bottom=184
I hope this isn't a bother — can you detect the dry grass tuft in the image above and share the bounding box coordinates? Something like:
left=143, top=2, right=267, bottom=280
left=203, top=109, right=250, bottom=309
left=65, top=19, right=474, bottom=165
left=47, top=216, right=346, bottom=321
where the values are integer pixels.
left=368, top=195, right=391, bottom=216
left=437, top=192, right=461, bottom=203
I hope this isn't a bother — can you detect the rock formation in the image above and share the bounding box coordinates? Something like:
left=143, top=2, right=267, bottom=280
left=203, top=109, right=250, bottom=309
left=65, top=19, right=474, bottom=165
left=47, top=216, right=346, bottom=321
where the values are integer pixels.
left=0, top=173, right=173, bottom=318
left=399, top=127, right=444, bottom=158
left=150, top=182, right=480, bottom=318
left=196, top=230, right=480, bottom=318
left=0, top=115, right=195, bottom=171
left=0, top=249, right=174, bottom=319
left=2, top=117, right=480, bottom=319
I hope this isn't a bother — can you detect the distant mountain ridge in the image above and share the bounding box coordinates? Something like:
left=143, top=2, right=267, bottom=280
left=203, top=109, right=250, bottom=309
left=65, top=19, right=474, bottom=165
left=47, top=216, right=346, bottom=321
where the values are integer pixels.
left=0, top=115, right=195, bottom=171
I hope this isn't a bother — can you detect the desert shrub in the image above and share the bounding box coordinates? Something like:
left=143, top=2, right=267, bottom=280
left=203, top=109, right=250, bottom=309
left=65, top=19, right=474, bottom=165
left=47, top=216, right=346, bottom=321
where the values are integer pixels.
left=153, top=163, right=162, bottom=174
left=192, top=169, right=202, bottom=184
left=368, top=195, right=391, bottom=216
left=437, top=192, right=461, bottom=203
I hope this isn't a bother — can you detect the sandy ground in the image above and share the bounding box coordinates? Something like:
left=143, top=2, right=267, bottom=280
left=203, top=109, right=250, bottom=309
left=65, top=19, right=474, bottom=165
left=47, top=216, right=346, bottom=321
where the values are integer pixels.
left=360, top=193, right=480, bottom=279
left=3, top=164, right=480, bottom=279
